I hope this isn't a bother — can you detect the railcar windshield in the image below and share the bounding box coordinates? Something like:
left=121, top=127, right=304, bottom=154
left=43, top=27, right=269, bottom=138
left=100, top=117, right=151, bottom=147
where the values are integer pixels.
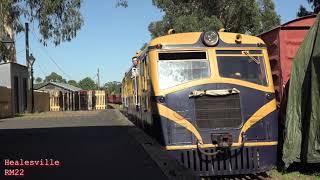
left=217, top=55, right=268, bottom=86
left=158, top=52, right=210, bottom=89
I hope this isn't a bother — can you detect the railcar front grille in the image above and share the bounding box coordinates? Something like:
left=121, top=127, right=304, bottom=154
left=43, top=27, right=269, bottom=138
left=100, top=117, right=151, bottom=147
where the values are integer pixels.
left=178, top=147, right=262, bottom=176
left=194, top=94, right=242, bottom=129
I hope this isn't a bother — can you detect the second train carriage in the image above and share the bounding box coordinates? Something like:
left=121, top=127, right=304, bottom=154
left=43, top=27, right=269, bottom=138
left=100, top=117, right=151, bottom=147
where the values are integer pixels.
left=121, top=30, right=278, bottom=176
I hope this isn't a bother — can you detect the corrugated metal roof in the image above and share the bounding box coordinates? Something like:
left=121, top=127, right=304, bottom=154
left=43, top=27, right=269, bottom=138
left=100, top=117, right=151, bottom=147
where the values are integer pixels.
left=0, top=62, right=28, bottom=68
left=36, top=82, right=82, bottom=92
left=257, top=14, right=317, bottom=36
left=282, top=14, right=317, bottom=27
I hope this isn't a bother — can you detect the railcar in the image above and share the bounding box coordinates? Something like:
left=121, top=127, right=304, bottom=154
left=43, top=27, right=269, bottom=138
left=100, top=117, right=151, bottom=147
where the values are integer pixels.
left=121, top=30, right=278, bottom=176
left=107, top=94, right=122, bottom=104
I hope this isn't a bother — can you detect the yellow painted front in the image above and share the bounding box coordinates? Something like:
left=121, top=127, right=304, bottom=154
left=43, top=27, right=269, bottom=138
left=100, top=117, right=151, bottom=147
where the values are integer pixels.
left=149, top=32, right=265, bottom=46
left=122, top=31, right=277, bottom=151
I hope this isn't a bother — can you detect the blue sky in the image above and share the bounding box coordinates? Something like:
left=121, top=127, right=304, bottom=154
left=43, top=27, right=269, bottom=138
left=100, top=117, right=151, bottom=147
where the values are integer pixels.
left=15, top=0, right=312, bottom=84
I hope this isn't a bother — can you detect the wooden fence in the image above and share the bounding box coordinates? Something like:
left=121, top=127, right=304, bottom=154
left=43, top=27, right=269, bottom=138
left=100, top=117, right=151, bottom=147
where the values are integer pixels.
left=48, top=90, right=106, bottom=111
left=27, top=90, right=50, bottom=113
left=0, top=86, right=13, bottom=118
left=49, top=91, right=61, bottom=111
left=34, top=90, right=50, bottom=112
left=95, top=90, right=106, bottom=110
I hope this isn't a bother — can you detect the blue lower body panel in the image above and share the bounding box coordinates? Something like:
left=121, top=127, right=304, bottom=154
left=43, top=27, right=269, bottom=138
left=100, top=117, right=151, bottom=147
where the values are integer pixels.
left=168, top=145, right=277, bottom=176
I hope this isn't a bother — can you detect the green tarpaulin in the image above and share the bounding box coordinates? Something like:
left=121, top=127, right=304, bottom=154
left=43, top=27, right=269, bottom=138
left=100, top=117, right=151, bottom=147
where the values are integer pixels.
left=283, top=13, right=320, bottom=167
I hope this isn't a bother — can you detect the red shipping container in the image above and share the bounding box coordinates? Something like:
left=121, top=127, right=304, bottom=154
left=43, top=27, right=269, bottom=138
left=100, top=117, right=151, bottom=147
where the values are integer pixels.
left=259, top=15, right=316, bottom=104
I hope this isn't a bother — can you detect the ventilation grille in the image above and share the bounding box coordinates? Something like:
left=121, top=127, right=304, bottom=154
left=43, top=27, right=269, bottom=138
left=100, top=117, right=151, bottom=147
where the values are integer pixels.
left=194, top=94, right=242, bottom=129
left=179, top=147, right=261, bottom=176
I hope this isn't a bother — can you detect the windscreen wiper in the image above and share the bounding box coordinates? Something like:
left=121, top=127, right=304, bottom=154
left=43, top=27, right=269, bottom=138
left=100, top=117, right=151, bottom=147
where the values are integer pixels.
left=242, top=51, right=260, bottom=64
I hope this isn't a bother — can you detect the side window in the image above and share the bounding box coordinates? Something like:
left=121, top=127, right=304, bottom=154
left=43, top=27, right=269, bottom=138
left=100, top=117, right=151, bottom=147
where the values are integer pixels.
left=146, top=56, right=150, bottom=80
left=140, top=57, right=145, bottom=76
left=143, top=56, right=148, bottom=91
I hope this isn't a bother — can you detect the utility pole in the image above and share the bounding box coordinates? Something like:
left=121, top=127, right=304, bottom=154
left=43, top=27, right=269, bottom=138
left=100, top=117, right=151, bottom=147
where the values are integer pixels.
left=25, top=22, right=32, bottom=113
left=25, top=23, right=29, bottom=67
left=29, top=54, right=36, bottom=113
left=0, top=3, right=3, bottom=39
left=0, top=3, right=3, bottom=62
left=97, top=68, right=100, bottom=90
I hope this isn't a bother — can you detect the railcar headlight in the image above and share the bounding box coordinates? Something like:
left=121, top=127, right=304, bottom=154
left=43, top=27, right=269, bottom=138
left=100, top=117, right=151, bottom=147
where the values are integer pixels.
left=202, top=31, right=219, bottom=47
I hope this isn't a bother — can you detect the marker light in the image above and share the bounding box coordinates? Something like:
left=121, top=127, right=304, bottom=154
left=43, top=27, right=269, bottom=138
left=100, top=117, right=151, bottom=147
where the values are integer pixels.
left=155, top=44, right=163, bottom=49
left=202, top=31, right=219, bottom=47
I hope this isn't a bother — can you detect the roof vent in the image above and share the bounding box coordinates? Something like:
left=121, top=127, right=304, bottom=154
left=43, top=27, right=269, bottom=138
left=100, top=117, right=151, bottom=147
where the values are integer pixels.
left=235, top=34, right=242, bottom=44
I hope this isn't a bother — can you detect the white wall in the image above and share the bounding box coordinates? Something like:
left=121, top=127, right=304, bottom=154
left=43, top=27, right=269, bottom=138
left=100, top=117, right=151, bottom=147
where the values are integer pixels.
left=0, top=62, right=29, bottom=113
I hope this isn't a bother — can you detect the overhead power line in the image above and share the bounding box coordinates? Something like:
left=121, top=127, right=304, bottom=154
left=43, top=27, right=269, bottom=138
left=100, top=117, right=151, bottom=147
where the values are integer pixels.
left=29, top=28, right=72, bottom=80
left=16, top=48, right=25, bottom=54
left=15, top=34, right=24, bottom=41
left=35, top=63, right=46, bottom=77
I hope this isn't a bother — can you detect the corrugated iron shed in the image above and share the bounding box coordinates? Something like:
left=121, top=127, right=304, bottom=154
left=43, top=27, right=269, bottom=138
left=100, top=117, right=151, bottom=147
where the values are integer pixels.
left=36, top=82, right=82, bottom=92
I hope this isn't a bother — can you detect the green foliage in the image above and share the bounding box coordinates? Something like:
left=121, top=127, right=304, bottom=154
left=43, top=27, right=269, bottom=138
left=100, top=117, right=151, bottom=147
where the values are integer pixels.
left=297, top=0, right=320, bottom=17
left=172, top=16, right=223, bottom=34
left=297, top=5, right=313, bottom=17
left=35, top=77, right=43, bottom=84
left=149, top=0, right=280, bottom=38
left=68, top=80, right=78, bottom=87
left=257, top=0, right=281, bottom=33
left=78, top=77, right=97, bottom=90
left=44, top=72, right=67, bottom=83
left=115, top=0, right=128, bottom=8
left=0, top=0, right=83, bottom=46
left=308, top=0, right=320, bottom=11
left=104, top=81, right=121, bottom=94
left=0, top=43, right=15, bottom=62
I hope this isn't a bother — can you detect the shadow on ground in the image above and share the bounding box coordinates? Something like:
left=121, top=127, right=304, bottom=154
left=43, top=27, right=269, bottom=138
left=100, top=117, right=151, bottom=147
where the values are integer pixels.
left=107, top=105, right=115, bottom=109
left=0, top=126, right=167, bottom=180
left=284, top=162, right=320, bottom=176
left=202, top=173, right=269, bottom=180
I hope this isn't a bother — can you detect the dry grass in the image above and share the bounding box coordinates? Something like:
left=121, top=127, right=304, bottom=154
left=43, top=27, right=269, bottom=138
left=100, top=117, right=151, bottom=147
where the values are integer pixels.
left=267, top=169, right=320, bottom=180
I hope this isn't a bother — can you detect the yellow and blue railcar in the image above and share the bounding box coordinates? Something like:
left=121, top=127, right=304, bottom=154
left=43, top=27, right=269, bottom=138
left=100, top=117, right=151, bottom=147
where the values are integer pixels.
left=121, top=30, right=278, bottom=176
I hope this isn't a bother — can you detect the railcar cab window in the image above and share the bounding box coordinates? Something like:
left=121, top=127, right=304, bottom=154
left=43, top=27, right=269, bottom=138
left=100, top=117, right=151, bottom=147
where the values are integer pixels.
left=216, top=50, right=268, bottom=86
left=157, top=52, right=210, bottom=89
